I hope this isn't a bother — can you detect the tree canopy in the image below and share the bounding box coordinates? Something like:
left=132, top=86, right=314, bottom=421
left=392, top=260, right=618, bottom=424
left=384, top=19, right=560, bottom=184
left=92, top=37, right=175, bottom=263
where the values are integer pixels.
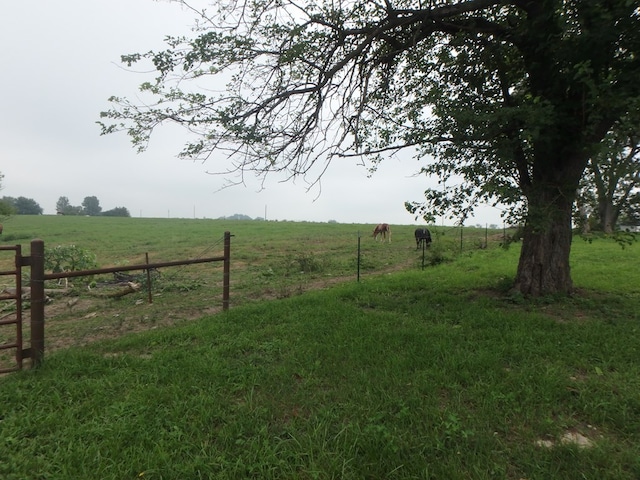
left=82, top=196, right=102, bottom=216
left=0, top=173, right=13, bottom=217
left=56, top=196, right=83, bottom=216
left=100, top=0, right=640, bottom=296
left=2, top=196, right=43, bottom=215
left=102, top=207, right=131, bottom=217
left=576, top=121, right=640, bottom=233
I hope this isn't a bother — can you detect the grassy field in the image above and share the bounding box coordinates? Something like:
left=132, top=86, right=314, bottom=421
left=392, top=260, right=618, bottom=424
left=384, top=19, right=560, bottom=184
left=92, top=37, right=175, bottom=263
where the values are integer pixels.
left=1, top=215, right=639, bottom=479
left=0, top=215, right=499, bottom=353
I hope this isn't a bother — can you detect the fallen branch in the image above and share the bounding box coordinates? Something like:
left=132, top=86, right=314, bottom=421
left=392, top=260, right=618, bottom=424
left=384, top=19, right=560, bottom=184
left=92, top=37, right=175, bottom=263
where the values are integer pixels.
left=1, top=287, right=70, bottom=299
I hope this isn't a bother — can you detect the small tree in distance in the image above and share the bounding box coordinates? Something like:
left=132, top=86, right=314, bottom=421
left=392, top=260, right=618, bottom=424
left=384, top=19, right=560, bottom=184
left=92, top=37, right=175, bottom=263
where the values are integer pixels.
left=82, top=196, right=102, bottom=216
left=102, top=207, right=131, bottom=217
left=56, top=196, right=82, bottom=215
left=0, top=173, right=15, bottom=217
left=56, top=196, right=72, bottom=215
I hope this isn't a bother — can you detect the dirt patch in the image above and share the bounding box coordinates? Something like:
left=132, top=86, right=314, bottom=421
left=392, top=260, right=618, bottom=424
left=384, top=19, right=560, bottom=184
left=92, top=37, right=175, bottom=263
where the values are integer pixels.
left=535, top=426, right=600, bottom=449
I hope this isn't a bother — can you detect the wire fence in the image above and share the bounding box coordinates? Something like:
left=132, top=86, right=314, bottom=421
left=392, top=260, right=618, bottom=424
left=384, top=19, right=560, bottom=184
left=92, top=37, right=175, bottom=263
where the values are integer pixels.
left=1, top=221, right=515, bottom=366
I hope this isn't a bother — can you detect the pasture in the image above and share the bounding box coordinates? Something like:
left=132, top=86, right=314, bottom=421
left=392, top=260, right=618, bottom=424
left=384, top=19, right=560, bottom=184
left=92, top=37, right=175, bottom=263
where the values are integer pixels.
left=1, top=215, right=639, bottom=479
left=0, top=215, right=497, bottom=353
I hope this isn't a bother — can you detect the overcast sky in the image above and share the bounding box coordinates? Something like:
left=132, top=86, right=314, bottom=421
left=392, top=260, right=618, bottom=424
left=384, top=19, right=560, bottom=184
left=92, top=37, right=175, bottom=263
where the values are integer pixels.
left=1, top=0, right=505, bottom=226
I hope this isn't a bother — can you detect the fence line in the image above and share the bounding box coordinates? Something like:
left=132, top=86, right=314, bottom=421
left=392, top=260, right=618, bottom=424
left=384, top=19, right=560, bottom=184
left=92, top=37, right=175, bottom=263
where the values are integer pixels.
left=28, top=231, right=231, bottom=367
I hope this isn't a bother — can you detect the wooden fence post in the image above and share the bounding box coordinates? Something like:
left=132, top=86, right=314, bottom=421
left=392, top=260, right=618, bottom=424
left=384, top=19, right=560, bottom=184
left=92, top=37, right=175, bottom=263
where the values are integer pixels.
left=30, top=239, right=45, bottom=368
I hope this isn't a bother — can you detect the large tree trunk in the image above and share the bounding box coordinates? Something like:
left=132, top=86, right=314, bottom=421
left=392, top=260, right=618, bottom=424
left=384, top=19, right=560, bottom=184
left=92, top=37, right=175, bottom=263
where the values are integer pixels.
left=598, top=200, right=618, bottom=234
left=514, top=189, right=575, bottom=296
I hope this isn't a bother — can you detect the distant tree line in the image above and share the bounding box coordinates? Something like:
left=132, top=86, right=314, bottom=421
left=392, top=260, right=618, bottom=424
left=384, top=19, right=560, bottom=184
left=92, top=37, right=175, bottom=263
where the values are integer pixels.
left=218, top=213, right=262, bottom=221
left=56, top=196, right=130, bottom=217
left=0, top=173, right=42, bottom=216
left=0, top=195, right=130, bottom=217
left=0, top=173, right=130, bottom=217
left=1, top=196, right=43, bottom=215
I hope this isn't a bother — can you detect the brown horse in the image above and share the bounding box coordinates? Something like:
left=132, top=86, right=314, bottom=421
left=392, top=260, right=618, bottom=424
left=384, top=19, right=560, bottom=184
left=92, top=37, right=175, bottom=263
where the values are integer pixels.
left=373, top=223, right=391, bottom=242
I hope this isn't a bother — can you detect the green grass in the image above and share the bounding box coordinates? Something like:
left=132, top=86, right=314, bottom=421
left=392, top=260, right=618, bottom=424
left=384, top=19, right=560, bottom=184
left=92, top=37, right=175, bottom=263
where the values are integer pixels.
left=0, top=216, right=501, bottom=353
left=1, top=216, right=639, bottom=478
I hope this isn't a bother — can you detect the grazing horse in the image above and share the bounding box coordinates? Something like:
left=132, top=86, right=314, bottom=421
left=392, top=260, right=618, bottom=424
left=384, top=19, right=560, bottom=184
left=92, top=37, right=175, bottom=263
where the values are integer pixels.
left=414, top=228, right=432, bottom=249
left=373, top=223, right=391, bottom=242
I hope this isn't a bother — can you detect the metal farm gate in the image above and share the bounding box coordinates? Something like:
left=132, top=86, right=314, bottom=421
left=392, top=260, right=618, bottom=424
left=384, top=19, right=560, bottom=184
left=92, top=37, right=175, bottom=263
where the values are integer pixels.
left=0, top=232, right=231, bottom=372
left=0, top=245, right=27, bottom=373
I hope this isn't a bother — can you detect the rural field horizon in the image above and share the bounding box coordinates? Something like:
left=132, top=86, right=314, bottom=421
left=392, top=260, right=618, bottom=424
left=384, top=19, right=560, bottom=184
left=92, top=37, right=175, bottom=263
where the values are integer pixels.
left=0, top=215, right=505, bottom=351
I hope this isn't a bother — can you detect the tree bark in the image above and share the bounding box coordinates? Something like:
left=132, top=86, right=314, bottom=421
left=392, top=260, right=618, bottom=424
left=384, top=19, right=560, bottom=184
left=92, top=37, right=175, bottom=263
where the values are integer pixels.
left=514, top=189, right=575, bottom=296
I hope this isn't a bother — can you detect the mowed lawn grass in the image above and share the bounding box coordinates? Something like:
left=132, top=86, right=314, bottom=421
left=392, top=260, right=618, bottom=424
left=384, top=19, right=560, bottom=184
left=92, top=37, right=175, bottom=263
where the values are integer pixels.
left=1, top=216, right=639, bottom=479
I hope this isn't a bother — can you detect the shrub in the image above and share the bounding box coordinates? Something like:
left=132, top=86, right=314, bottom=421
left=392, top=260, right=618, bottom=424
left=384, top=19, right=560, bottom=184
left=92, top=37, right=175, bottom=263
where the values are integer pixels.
left=44, top=245, right=98, bottom=274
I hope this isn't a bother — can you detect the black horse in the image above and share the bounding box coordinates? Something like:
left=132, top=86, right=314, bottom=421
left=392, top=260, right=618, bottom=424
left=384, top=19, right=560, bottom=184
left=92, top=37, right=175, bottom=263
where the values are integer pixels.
left=414, top=228, right=432, bottom=249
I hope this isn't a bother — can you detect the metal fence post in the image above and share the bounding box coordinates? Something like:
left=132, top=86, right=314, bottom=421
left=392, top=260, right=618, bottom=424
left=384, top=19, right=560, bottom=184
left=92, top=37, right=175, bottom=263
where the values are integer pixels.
left=15, top=244, right=24, bottom=370
left=30, top=239, right=45, bottom=368
left=222, top=231, right=231, bottom=311
left=145, top=252, right=153, bottom=304
left=357, top=232, right=361, bottom=282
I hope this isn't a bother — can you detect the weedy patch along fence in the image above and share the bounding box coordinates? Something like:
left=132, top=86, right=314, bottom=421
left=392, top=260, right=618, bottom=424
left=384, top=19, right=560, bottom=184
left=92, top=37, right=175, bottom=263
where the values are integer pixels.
left=0, top=232, right=231, bottom=372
